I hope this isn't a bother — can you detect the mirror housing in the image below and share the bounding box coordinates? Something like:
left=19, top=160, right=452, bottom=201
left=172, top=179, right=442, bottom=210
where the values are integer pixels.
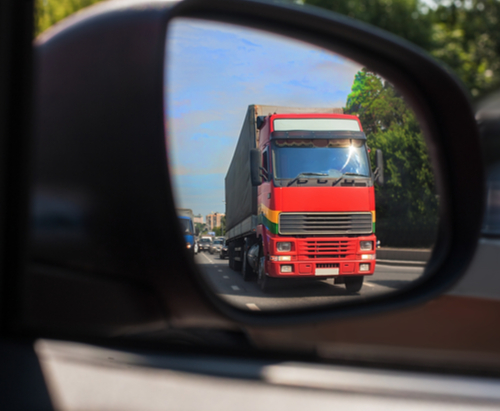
left=28, top=0, right=484, bottom=331
left=374, top=149, right=384, bottom=186
left=250, top=148, right=262, bottom=187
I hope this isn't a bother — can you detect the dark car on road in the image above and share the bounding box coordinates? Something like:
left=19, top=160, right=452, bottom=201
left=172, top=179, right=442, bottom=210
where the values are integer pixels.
left=209, top=238, right=224, bottom=255
left=219, top=239, right=228, bottom=259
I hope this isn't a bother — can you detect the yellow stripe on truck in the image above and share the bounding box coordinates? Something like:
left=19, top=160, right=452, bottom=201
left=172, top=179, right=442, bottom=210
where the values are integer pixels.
left=258, top=203, right=280, bottom=224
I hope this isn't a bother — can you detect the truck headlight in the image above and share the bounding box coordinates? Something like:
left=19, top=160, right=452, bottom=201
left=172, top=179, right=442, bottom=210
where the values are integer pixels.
left=270, top=255, right=292, bottom=261
left=280, top=265, right=293, bottom=273
left=360, top=241, right=373, bottom=251
left=277, top=242, right=292, bottom=252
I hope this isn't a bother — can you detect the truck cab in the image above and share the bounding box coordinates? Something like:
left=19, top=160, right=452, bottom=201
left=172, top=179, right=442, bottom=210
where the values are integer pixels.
left=253, top=113, right=376, bottom=291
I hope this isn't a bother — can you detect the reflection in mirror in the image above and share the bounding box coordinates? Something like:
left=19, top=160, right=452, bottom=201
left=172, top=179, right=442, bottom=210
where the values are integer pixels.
left=166, top=19, right=438, bottom=311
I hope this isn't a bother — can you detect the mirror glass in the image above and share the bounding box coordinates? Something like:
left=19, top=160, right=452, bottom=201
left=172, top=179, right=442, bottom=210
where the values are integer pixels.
left=165, top=18, right=439, bottom=311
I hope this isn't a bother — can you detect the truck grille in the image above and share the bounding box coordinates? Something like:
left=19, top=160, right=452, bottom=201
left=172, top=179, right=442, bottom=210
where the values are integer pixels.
left=299, top=240, right=357, bottom=259
left=279, top=212, right=372, bottom=235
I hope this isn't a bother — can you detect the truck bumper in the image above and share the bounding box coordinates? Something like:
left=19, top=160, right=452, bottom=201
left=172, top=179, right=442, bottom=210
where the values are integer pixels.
left=265, top=234, right=376, bottom=278
left=267, top=259, right=375, bottom=278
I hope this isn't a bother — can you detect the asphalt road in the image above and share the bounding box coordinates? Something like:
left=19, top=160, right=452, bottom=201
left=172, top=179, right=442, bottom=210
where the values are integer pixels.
left=195, top=251, right=425, bottom=311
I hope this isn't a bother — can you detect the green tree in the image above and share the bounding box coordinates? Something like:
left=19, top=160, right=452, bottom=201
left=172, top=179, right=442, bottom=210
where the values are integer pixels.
left=429, top=0, right=500, bottom=99
left=345, top=70, right=410, bottom=135
left=195, top=222, right=206, bottom=236
left=346, top=69, right=438, bottom=247
left=304, top=0, right=500, bottom=100
left=35, top=0, right=104, bottom=36
left=304, top=0, right=433, bottom=49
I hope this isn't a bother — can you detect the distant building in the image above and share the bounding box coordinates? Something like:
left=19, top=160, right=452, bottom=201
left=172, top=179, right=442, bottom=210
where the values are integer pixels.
left=193, top=214, right=204, bottom=224
left=206, top=212, right=225, bottom=230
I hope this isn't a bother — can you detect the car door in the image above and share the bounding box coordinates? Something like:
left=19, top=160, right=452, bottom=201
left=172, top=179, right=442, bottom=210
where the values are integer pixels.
left=2, top=0, right=499, bottom=409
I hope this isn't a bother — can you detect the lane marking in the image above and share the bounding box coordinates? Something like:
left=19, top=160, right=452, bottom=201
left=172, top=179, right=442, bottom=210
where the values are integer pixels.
left=246, top=303, right=260, bottom=311
left=231, top=285, right=240, bottom=291
left=218, top=270, right=223, bottom=272
left=200, top=252, right=213, bottom=264
left=223, top=276, right=229, bottom=279
left=364, top=281, right=376, bottom=288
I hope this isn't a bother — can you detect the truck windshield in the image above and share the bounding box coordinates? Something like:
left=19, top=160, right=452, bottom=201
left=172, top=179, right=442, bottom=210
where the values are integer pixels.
left=178, top=218, right=193, bottom=235
left=272, top=139, right=370, bottom=181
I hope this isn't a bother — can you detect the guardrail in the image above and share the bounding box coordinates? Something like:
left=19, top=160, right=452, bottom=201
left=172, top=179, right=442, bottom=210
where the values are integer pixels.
left=377, top=247, right=431, bottom=267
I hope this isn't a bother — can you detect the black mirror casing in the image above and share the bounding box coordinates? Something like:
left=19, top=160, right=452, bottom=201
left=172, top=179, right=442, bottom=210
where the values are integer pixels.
left=375, top=149, right=384, bottom=186
left=25, top=0, right=484, bottom=336
left=250, top=149, right=262, bottom=187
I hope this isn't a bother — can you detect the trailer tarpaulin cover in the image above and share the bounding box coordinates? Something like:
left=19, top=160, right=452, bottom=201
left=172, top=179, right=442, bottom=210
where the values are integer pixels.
left=225, top=106, right=257, bottom=231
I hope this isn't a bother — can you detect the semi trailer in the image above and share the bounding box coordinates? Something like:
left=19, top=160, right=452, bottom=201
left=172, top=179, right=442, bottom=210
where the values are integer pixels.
left=225, top=105, right=383, bottom=292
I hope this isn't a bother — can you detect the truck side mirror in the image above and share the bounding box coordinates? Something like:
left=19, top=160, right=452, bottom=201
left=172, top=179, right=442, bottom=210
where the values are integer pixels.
left=374, top=149, right=384, bottom=186
left=250, top=149, right=262, bottom=186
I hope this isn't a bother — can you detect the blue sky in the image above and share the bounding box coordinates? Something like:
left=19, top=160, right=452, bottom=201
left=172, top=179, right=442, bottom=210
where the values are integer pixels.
left=165, top=18, right=363, bottom=219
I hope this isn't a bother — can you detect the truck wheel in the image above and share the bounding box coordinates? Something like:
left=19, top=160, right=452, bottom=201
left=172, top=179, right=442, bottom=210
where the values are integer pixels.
left=228, top=243, right=236, bottom=270
left=241, top=248, right=254, bottom=282
left=257, top=256, right=274, bottom=292
left=344, top=276, right=363, bottom=293
left=233, top=242, right=243, bottom=271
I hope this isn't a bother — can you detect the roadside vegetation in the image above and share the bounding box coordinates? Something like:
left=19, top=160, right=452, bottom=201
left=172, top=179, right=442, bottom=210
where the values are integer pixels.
left=35, top=0, right=103, bottom=36
left=346, top=69, right=438, bottom=247
left=306, top=0, right=500, bottom=101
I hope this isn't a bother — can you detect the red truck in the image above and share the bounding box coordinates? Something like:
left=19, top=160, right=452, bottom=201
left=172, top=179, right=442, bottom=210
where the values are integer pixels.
left=225, top=105, right=383, bottom=292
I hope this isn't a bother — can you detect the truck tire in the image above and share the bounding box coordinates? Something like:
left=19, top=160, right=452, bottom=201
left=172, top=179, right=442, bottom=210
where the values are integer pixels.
left=229, top=243, right=242, bottom=271
left=257, top=256, right=268, bottom=291
left=228, top=243, right=235, bottom=269
left=344, top=276, right=363, bottom=293
left=233, top=241, right=243, bottom=271
left=241, top=247, right=254, bottom=282
left=257, top=253, right=276, bottom=292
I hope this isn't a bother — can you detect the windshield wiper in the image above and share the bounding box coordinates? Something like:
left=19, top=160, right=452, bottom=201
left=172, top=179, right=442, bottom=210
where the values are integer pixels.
left=332, top=172, right=365, bottom=186
left=287, top=172, right=328, bottom=187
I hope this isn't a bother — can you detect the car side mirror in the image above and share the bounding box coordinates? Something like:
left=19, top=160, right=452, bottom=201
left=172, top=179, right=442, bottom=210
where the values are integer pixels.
left=29, top=0, right=484, bottom=331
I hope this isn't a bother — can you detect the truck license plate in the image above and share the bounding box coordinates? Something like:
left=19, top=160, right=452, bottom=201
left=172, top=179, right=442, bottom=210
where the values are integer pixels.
left=315, top=268, right=339, bottom=276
